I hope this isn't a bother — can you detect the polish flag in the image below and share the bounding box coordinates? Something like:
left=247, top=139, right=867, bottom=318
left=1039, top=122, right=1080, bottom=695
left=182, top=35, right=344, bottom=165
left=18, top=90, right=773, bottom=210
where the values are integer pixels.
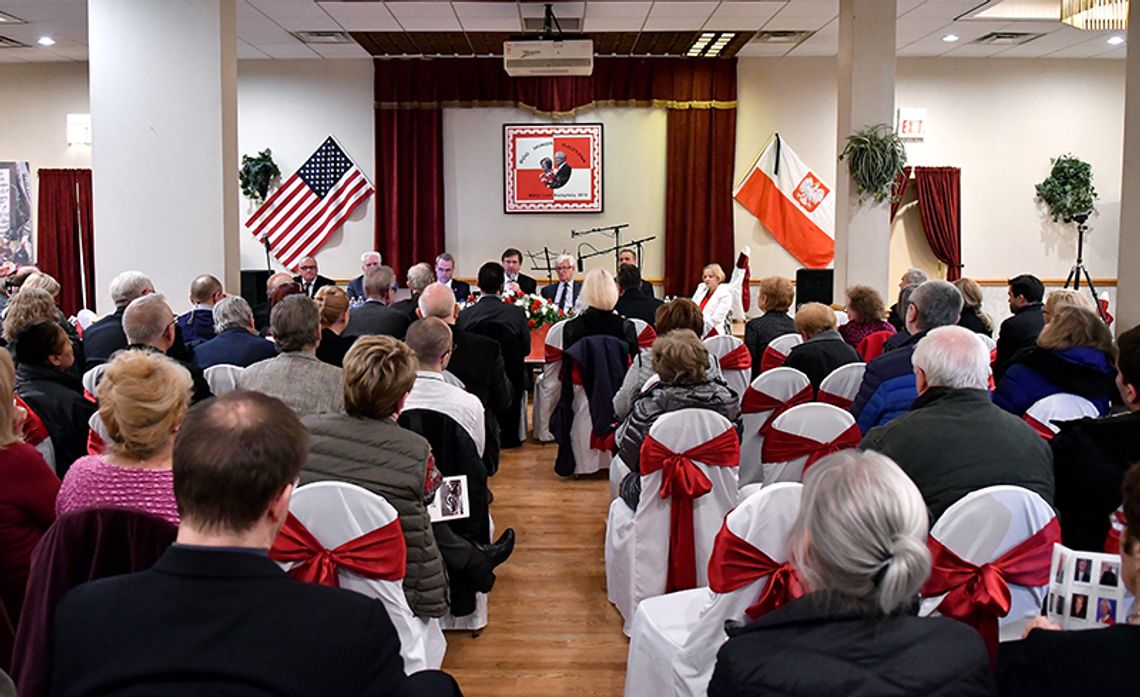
left=734, top=134, right=835, bottom=268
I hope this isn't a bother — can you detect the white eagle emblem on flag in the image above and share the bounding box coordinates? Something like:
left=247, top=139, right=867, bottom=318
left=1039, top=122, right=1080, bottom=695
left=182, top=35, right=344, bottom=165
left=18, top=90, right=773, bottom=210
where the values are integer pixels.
left=793, top=173, right=829, bottom=213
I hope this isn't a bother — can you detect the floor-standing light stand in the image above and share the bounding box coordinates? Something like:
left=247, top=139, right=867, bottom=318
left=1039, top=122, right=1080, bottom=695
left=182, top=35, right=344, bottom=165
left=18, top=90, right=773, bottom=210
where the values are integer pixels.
left=1062, top=212, right=1107, bottom=322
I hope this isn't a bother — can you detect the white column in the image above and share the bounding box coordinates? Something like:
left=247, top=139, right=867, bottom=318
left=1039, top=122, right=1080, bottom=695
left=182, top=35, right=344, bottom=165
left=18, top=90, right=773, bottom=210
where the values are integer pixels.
left=89, top=0, right=238, bottom=314
left=833, top=0, right=897, bottom=301
left=1118, top=1, right=1140, bottom=334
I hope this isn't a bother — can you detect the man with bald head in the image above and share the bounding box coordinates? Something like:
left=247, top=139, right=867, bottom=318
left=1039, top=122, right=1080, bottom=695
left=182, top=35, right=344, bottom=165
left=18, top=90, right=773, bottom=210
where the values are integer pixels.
left=177, top=274, right=225, bottom=345
left=253, top=271, right=294, bottom=334
left=122, top=294, right=213, bottom=403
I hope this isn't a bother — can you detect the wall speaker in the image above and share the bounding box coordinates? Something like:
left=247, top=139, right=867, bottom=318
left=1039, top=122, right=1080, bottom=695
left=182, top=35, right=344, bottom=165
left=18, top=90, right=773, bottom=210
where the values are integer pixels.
left=240, top=269, right=271, bottom=309
left=795, top=268, right=834, bottom=307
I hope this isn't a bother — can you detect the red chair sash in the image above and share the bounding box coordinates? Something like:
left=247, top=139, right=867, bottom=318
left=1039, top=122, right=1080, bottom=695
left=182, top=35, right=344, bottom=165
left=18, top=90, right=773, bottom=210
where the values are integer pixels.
left=1022, top=414, right=1056, bottom=440
left=817, top=391, right=853, bottom=410
left=640, top=428, right=740, bottom=592
left=86, top=429, right=105, bottom=455
left=761, top=422, right=861, bottom=470
left=920, top=517, right=1060, bottom=665
left=718, top=344, right=752, bottom=371
left=16, top=396, right=49, bottom=446
left=270, top=512, right=406, bottom=588
left=740, top=384, right=813, bottom=436
left=637, top=325, right=656, bottom=350
left=989, top=348, right=998, bottom=366
left=707, top=520, right=804, bottom=620
left=544, top=345, right=564, bottom=364
left=759, top=346, right=788, bottom=373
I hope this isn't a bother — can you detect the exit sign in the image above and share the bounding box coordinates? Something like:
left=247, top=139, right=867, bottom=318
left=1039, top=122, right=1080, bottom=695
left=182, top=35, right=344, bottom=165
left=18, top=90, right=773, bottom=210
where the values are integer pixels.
left=897, top=107, right=927, bottom=141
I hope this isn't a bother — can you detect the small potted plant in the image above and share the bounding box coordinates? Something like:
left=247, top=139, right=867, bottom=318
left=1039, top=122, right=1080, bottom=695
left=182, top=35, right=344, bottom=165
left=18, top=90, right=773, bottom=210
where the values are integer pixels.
left=1035, top=154, right=1096, bottom=223
left=839, top=123, right=908, bottom=205
left=239, top=149, right=281, bottom=204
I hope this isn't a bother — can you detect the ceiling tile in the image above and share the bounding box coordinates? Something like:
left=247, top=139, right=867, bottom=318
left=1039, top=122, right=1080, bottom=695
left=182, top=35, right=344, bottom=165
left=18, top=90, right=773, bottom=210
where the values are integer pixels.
left=941, top=42, right=1007, bottom=57
left=768, top=0, right=836, bottom=19
left=643, top=1, right=716, bottom=31
left=895, top=17, right=949, bottom=47
left=902, top=0, right=993, bottom=20
left=319, top=2, right=401, bottom=31
left=308, top=41, right=370, bottom=58
left=236, top=38, right=270, bottom=59
left=252, top=41, right=322, bottom=59
left=519, top=3, right=585, bottom=19
left=736, top=41, right=792, bottom=57
left=897, top=20, right=1015, bottom=56
left=1047, top=33, right=1127, bottom=58
left=704, top=1, right=782, bottom=31
left=454, top=2, right=521, bottom=31
left=247, top=0, right=339, bottom=31
left=385, top=1, right=461, bottom=31
left=583, top=2, right=650, bottom=31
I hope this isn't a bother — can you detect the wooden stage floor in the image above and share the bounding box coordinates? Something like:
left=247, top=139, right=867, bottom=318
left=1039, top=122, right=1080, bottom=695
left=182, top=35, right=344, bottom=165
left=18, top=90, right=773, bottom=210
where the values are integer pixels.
left=442, top=439, right=629, bottom=696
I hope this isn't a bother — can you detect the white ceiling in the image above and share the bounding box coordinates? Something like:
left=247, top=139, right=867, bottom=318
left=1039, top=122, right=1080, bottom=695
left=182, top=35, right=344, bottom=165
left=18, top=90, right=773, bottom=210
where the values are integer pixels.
left=0, top=0, right=1128, bottom=63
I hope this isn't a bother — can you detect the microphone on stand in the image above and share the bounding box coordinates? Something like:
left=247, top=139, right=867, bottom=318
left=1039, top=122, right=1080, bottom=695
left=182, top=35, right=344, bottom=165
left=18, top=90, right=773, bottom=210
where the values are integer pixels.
left=577, top=257, right=584, bottom=273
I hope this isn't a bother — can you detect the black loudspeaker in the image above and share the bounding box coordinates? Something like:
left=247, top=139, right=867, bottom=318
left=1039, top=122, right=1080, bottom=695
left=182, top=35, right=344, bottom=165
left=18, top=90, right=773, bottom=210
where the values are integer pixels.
left=795, top=269, right=834, bottom=308
left=241, top=269, right=272, bottom=309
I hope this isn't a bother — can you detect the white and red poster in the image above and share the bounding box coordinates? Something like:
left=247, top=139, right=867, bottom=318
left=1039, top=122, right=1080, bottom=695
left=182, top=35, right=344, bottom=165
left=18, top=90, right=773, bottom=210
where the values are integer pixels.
left=504, top=124, right=602, bottom=213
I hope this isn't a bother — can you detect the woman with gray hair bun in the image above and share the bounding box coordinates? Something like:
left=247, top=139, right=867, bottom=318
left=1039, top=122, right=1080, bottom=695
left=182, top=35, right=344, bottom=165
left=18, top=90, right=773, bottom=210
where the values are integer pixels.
left=709, top=450, right=995, bottom=697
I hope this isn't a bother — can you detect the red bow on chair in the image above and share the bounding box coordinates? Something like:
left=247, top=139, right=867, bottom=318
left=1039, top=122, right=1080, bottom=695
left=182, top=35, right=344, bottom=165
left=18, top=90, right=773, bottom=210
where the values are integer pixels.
left=544, top=345, right=564, bottom=364
left=707, top=520, right=804, bottom=620
left=817, top=391, right=853, bottom=410
left=759, top=346, right=788, bottom=373
left=1022, top=414, right=1056, bottom=440
left=637, top=325, right=657, bottom=350
left=761, top=423, right=861, bottom=471
left=269, top=513, right=407, bottom=588
left=740, top=385, right=813, bottom=436
left=920, top=517, right=1060, bottom=665
left=718, top=344, right=753, bottom=372
left=641, top=429, right=740, bottom=592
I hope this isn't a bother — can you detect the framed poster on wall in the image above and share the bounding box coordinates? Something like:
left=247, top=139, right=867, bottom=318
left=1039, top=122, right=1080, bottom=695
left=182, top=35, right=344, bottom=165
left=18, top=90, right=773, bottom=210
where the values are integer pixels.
left=503, top=123, right=603, bottom=213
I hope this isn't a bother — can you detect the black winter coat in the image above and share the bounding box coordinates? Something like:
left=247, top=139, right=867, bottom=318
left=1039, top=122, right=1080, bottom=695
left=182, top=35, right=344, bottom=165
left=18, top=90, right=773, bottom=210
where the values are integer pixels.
left=783, top=330, right=861, bottom=395
left=995, top=303, right=1044, bottom=380
left=14, top=363, right=96, bottom=476
left=744, top=311, right=796, bottom=378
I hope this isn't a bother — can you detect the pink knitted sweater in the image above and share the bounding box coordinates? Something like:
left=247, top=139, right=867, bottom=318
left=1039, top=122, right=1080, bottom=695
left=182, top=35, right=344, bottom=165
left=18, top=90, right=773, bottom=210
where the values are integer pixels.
left=56, top=454, right=179, bottom=525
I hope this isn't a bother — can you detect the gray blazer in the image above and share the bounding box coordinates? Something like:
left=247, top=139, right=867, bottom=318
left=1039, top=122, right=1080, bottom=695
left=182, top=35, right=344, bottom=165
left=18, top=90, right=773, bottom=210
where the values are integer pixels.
left=237, top=352, right=345, bottom=416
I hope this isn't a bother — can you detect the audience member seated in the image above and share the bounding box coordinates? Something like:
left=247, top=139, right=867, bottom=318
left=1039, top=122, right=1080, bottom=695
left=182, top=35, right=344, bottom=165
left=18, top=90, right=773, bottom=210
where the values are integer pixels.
left=3, top=287, right=85, bottom=379
left=851, top=280, right=964, bottom=432
left=612, top=299, right=722, bottom=421
left=614, top=264, right=663, bottom=328
left=192, top=296, right=276, bottom=369
left=784, top=303, right=861, bottom=396
left=887, top=267, right=929, bottom=331
left=176, top=274, right=225, bottom=345
left=404, top=318, right=485, bottom=457
left=993, top=306, right=1116, bottom=417
left=52, top=390, right=461, bottom=697
left=346, top=250, right=382, bottom=305
left=0, top=351, right=58, bottom=625
left=1052, top=324, right=1140, bottom=551
left=56, top=350, right=189, bottom=526
left=880, top=282, right=920, bottom=353
left=1043, top=288, right=1095, bottom=323
left=709, top=449, right=994, bottom=697
left=252, top=271, right=293, bottom=333
left=561, top=268, right=638, bottom=358
left=313, top=286, right=356, bottom=368
left=692, top=263, right=733, bottom=333
left=434, top=252, right=469, bottom=304
left=457, top=263, right=529, bottom=449
left=617, top=248, right=655, bottom=297
left=22, top=273, right=83, bottom=359
left=996, top=460, right=1140, bottom=697
left=954, top=277, right=994, bottom=336
left=122, top=294, right=212, bottom=404
left=995, top=274, right=1046, bottom=379
left=238, top=295, right=344, bottom=416
left=13, top=322, right=94, bottom=476
left=838, top=285, right=895, bottom=348
left=615, top=330, right=739, bottom=511
left=860, top=325, right=1054, bottom=521
left=345, top=266, right=410, bottom=340
left=540, top=255, right=582, bottom=314
left=292, top=255, right=335, bottom=299
left=743, top=276, right=796, bottom=378
left=83, top=270, right=154, bottom=369
left=391, top=263, right=434, bottom=324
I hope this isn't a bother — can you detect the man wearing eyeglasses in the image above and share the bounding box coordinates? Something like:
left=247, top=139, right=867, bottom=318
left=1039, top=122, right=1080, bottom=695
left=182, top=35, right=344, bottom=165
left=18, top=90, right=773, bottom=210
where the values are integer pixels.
left=292, top=255, right=335, bottom=299
left=539, top=254, right=581, bottom=313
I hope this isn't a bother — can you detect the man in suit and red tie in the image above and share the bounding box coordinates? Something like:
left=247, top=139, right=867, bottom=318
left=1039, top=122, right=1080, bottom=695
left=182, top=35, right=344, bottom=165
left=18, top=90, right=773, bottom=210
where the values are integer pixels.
left=540, top=254, right=582, bottom=313
left=293, top=255, right=336, bottom=299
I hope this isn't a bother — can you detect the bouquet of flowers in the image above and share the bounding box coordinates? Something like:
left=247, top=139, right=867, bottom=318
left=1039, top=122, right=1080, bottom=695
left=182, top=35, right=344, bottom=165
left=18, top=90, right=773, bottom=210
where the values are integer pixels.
left=503, top=290, right=573, bottom=329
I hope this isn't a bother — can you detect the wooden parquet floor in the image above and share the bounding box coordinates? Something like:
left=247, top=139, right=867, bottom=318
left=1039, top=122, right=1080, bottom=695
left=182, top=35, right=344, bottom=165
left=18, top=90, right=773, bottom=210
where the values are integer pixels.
left=442, top=440, right=629, bottom=696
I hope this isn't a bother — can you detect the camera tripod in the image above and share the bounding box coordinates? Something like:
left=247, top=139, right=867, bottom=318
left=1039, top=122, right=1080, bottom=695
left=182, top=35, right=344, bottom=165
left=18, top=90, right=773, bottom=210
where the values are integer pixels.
left=1063, top=213, right=1107, bottom=322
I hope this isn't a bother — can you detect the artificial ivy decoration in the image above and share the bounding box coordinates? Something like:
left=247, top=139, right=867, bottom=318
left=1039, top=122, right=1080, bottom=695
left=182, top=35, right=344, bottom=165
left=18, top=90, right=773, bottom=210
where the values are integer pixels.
left=239, top=148, right=281, bottom=204
left=1035, top=154, right=1097, bottom=223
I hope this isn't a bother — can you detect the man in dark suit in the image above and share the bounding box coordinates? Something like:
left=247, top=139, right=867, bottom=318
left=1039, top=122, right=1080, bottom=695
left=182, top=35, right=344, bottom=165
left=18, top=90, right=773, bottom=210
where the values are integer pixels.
left=292, top=255, right=336, bottom=299
left=500, top=248, right=536, bottom=295
left=547, top=151, right=572, bottom=189
left=435, top=252, right=470, bottom=303
left=193, top=296, right=277, bottom=369
left=458, top=263, right=530, bottom=448
left=123, top=294, right=213, bottom=404
left=539, top=254, right=582, bottom=313
left=995, top=274, right=1046, bottom=380
left=614, top=264, right=663, bottom=327
left=52, top=391, right=461, bottom=697
left=346, top=251, right=381, bottom=306
left=176, top=274, right=225, bottom=346
left=84, top=270, right=155, bottom=369
left=389, top=263, right=433, bottom=324
left=345, top=265, right=410, bottom=340
left=618, top=248, right=656, bottom=298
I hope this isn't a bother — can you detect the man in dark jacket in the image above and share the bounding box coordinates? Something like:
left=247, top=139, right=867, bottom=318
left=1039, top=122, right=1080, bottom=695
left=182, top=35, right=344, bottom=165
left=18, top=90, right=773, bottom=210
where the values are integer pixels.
left=500, top=248, right=537, bottom=295
left=434, top=252, right=469, bottom=303
left=193, top=296, right=277, bottom=369
left=83, top=270, right=155, bottom=369
left=614, top=264, right=662, bottom=327
left=389, top=263, right=433, bottom=325
left=346, top=251, right=381, bottom=306
left=1052, top=324, right=1140, bottom=551
left=784, top=302, right=860, bottom=395
left=345, top=266, right=410, bottom=340
left=122, top=294, right=213, bottom=404
left=175, top=274, right=224, bottom=346
left=851, top=280, right=963, bottom=433
left=995, top=273, right=1045, bottom=380
left=861, top=325, right=1054, bottom=521
left=292, top=255, right=336, bottom=299
left=886, top=268, right=928, bottom=331
left=618, top=249, right=655, bottom=297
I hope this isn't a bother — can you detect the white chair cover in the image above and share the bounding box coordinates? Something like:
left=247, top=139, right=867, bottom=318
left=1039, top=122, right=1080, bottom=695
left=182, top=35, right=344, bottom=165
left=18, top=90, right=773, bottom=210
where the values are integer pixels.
left=834, top=310, right=849, bottom=326
left=761, top=403, right=855, bottom=485
left=629, top=318, right=656, bottom=353
left=284, top=481, right=446, bottom=673
left=704, top=335, right=750, bottom=399
left=610, top=454, right=631, bottom=502
left=624, top=483, right=803, bottom=697
left=817, top=362, right=866, bottom=408
left=738, top=367, right=811, bottom=488
left=81, top=364, right=105, bottom=396
left=532, top=320, right=567, bottom=442
left=33, top=438, right=56, bottom=475
left=75, top=308, right=98, bottom=330
left=760, top=333, right=803, bottom=372
left=978, top=334, right=998, bottom=365
left=605, top=409, right=739, bottom=634
left=203, top=364, right=244, bottom=396
left=919, top=485, right=1056, bottom=642
left=1023, top=393, right=1098, bottom=437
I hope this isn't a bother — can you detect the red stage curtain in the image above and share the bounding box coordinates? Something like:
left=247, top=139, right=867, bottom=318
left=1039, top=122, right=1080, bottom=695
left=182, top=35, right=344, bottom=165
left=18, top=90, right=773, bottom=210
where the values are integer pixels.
left=913, top=167, right=962, bottom=280
left=372, top=58, right=736, bottom=288
left=36, top=169, right=95, bottom=316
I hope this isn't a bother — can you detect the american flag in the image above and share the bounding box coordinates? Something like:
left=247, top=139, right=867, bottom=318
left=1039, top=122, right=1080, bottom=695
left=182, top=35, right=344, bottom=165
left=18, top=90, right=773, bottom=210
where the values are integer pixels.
left=245, top=137, right=374, bottom=270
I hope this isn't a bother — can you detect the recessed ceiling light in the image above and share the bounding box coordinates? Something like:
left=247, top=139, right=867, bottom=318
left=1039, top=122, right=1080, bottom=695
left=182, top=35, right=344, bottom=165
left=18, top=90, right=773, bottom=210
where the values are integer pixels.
left=37, top=36, right=55, bottom=46
left=942, top=33, right=960, bottom=42
left=1108, top=35, right=1126, bottom=45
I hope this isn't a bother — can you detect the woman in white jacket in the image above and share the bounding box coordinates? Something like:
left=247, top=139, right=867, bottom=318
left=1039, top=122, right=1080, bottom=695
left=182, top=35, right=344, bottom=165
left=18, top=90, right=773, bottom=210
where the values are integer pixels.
left=692, top=263, right=733, bottom=334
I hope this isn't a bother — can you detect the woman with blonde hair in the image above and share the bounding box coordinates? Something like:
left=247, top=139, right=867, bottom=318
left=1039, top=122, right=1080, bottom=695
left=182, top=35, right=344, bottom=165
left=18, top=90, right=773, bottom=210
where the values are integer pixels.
left=993, top=305, right=1116, bottom=416
left=560, top=268, right=638, bottom=357
left=954, top=277, right=993, bottom=336
left=1042, top=289, right=1094, bottom=324
left=709, top=450, right=993, bottom=696
left=314, top=285, right=356, bottom=367
left=838, top=285, right=895, bottom=348
left=744, top=276, right=796, bottom=377
left=55, top=350, right=192, bottom=524
left=692, top=263, right=733, bottom=333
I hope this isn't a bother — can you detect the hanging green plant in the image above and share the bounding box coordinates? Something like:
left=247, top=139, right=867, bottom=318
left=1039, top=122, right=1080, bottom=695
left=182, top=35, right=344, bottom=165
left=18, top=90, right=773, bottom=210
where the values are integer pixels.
left=839, top=123, right=908, bottom=205
left=1035, top=154, right=1096, bottom=223
left=239, top=148, right=281, bottom=204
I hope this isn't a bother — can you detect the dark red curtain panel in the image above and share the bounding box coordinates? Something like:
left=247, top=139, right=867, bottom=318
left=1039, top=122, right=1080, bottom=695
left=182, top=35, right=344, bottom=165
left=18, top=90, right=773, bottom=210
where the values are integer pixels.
left=36, top=169, right=95, bottom=316
left=375, top=107, right=444, bottom=279
left=913, top=167, right=963, bottom=280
